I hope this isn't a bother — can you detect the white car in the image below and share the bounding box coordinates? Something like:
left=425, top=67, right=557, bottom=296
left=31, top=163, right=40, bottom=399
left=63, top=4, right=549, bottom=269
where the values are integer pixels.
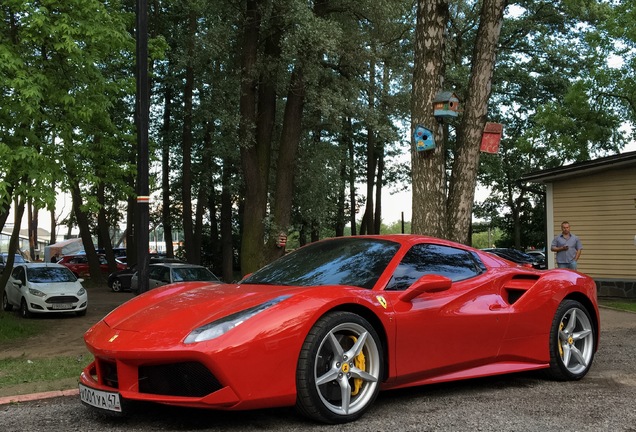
left=2, top=263, right=88, bottom=318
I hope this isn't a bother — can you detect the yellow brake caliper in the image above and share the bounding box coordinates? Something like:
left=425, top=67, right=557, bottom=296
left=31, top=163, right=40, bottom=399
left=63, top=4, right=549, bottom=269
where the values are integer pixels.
left=349, top=336, right=366, bottom=396
left=559, top=322, right=564, bottom=358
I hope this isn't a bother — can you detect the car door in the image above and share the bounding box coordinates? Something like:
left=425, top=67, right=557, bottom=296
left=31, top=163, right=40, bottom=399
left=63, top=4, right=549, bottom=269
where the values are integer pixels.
left=383, top=243, right=511, bottom=384
left=6, top=266, right=26, bottom=306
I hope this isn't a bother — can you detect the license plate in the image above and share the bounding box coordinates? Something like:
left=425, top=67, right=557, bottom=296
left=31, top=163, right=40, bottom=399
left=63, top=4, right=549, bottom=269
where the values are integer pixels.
left=79, top=384, right=122, bottom=412
left=51, top=303, right=72, bottom=310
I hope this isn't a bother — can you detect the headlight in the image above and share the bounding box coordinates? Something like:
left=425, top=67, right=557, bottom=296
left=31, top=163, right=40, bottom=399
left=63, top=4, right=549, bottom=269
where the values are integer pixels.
left=77, top=288, right=86, bottom=296
left=28, top=288, right=46, bottom=297
left=184, top=295, right=290, bottom=344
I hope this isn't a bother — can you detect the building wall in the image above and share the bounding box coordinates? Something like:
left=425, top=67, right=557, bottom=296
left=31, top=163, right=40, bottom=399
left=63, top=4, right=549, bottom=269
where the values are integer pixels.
left=549, top=166, right=636, bottom=296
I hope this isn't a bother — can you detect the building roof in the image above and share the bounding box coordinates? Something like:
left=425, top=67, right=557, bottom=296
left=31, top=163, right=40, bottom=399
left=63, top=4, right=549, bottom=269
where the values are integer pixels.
left=522, top=150, right=636, bottom=183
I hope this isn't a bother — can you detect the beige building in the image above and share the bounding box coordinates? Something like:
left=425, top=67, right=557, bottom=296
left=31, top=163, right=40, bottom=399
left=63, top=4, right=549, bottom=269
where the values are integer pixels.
left=523, top=151, right=636, bottom=298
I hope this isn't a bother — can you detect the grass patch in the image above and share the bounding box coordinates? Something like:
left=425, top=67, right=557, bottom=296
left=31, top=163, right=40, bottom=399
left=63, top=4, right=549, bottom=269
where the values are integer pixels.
left=599, top=299, right=636, bottom=313
left=0, top=311, right=47, bottom=342
left=0, top=355, right=91, bottom=387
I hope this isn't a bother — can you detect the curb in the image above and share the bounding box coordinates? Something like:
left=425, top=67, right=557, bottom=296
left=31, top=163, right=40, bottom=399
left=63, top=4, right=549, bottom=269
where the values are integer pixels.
left=0, top=388, right=79, bottom=406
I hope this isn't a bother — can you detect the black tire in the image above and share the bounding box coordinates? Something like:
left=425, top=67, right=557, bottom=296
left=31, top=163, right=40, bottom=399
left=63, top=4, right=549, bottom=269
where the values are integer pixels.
left=20, top=298, right=32, bottom=318
left=295, top=311, right=383, bottom=424
left=111, top=278, right=123, bottom=292
left=76, top=309, right=87, bottom=317
left=546, top=299, right=596, bottom=380
left=2, top=290, right=13, bottom=311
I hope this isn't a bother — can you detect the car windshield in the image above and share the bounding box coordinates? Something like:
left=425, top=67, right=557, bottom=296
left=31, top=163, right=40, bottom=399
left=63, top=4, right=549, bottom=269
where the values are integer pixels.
left=242, top=238, right=400, bottom=289
left=27, top=267, right=77, bottom=283
left=172, top=267, right=220, bottom=282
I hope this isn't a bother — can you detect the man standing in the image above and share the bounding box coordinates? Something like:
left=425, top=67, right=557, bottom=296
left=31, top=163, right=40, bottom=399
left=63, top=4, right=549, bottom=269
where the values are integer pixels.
left=551, top=221, right=583, bottom=269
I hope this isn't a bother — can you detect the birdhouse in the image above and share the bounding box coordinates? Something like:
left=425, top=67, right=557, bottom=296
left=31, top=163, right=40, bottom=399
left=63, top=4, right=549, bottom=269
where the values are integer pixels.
left=414, top=124, right=435, bottom=152
left=433, top=91, right=460, bottom=118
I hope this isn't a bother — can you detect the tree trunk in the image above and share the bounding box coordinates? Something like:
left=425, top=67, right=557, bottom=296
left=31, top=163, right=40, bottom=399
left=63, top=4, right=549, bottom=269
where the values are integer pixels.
left=239, top=0, right=273, bottom=275
left=0, top=196, right=25, bottom=288
left=411, top=0, right=449, bottom=238
left=374, top=150, right=384, bottom=234
left=161, top=82, right=174, bottom=258
left=96, top=180, right=118, bottom=272
left=346, top=117, right=357, bottom=235
left=220, top=158, right=234, bottom=282
left=447, top=0, right=507, bottom=245
left=70, top=181, right=105, bottom=285
left=267, top=66, right=305, bottom=262
left=181, top=9, right=197, bottom=263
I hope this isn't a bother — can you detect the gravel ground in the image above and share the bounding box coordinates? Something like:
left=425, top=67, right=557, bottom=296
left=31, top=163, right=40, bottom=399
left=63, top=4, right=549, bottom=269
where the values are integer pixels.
left=1, top=308, right=634, bottom=432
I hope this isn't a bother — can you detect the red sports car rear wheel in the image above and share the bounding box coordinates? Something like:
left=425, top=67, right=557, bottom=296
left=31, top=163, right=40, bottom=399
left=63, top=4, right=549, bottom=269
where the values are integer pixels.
left=296, top=311, right=383, bottom=424
left=547, top=299, right=596, bottom=380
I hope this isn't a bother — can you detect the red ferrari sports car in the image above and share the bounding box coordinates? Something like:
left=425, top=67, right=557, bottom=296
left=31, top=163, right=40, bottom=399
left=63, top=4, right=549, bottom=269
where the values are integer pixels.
left=79, top=235, right=599, bottom=424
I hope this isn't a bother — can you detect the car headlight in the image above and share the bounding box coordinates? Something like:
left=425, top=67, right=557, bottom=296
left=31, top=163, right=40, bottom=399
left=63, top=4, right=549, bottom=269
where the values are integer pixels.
left=77, top=288, right=86, bottom=296
left=28, top=288, right=46, bottom=297
left=184, top=295, right=290, bottom=344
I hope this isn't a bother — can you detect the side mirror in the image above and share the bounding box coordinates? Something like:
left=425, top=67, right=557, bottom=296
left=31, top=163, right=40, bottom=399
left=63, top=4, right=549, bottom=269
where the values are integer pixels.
left=398, top=274, right=452, bottom=302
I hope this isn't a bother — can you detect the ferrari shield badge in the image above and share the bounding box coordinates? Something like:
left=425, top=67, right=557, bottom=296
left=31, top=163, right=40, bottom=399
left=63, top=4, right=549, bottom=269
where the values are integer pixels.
left=376, top=295, right=387, bottom=309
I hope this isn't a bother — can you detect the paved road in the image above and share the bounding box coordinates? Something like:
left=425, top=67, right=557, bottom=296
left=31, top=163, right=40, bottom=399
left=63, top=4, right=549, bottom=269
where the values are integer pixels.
left=1, top=308, right=635, bottom=432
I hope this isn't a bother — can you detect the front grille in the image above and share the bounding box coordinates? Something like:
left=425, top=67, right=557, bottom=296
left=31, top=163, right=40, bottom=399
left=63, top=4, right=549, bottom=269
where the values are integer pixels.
left=138, top=362, right=222, bottom=397
left=46, top=296, right=79, bottom=304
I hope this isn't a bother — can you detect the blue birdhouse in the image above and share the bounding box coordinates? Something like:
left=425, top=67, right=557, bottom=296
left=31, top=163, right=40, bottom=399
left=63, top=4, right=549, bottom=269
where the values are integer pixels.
left=433, top=91, right=460, bottom=118
left=414, top=124, right=435, bottom=152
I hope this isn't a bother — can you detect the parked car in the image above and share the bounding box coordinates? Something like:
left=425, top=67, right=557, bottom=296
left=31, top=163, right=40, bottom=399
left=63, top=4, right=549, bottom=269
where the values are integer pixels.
left=526, top=250, right=547, bottom=265
left=3, top=263, right=87, bottom=318
left=130, top=263, right=221, bottom=293
left=80, top=235, right=598, bottom=423
left=0, top=253, right=27, bottom=272
left=482, top=247, right=546, bottom=269
left=58, top=254, right=126, bottom=278
left=108, top=257, right=184, bottom=292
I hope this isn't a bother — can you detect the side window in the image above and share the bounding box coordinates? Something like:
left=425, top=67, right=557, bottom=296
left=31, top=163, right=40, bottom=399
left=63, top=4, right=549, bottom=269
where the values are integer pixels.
left=11, top=266, right=26, bottom=284
left=148, top=266, right=164, bottom=280
left=99, top=256, right=108, bottom=265
left=385, top=244, right=484, bottom=291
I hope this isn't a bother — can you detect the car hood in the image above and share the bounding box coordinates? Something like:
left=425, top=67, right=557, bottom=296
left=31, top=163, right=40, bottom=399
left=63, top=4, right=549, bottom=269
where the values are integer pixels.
left=29, top=281, right=83, bottom=295
left=103, top=282, right=304, bottom=334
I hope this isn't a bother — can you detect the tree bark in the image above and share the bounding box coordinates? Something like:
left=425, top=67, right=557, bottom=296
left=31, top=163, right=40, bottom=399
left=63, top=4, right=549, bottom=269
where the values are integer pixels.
left=161, top=82, right=174, bottom=258
left=96, top=180, right=118, bottom=272
left=70, top=181, right=105, bottom=285
left=411, top=0, right=449, bottom=238
left=239, top=0, right=277, bottom=275
left=267, top=66, right=305, bottom=262
left=181, top=9, right=197, bottom=262
left=220, top=158, right=234, bottom=282
left=447, top=0, right=507, bottom=245
left=0, top=196, right=25, bottom=288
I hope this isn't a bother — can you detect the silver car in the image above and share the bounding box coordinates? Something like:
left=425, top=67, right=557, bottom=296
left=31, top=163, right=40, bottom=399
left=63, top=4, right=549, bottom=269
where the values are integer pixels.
left=130, top=263, right=222, bottom=293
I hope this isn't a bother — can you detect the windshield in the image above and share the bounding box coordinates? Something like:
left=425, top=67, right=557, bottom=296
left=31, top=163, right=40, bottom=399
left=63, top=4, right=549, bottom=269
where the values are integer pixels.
left=241, top=238, right=400, bottom=289
left=172, top=267, right=220, bottom=282
left=27, top=267, right=77, bottom=283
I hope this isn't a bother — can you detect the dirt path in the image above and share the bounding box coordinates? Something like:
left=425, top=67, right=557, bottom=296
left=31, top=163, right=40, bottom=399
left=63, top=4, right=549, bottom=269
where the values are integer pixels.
left=0, top=286, right=133, bottom=359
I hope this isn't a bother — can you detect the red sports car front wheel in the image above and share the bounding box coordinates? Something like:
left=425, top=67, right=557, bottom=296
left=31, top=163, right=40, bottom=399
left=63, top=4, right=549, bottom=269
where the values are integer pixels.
left=296, top=311, right=383, bottom=424
left=547, top=299, right=596, bottom=380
